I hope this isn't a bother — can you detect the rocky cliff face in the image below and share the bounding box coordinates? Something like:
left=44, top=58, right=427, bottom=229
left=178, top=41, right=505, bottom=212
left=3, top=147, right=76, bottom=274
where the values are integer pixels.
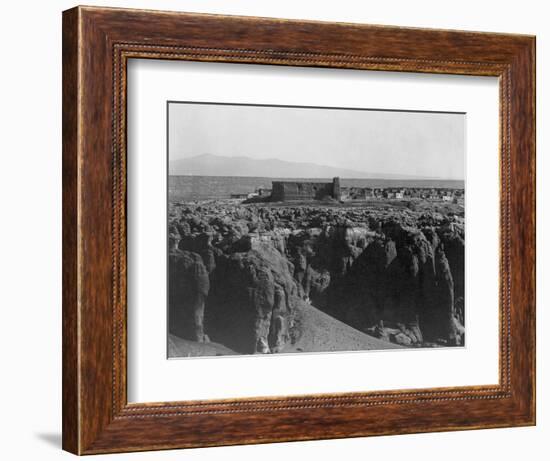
left=206, top=246, right=299, bottom=354
left=168, top=202, right=465, bottom=352
left=168, top=248, right=210, bottom=342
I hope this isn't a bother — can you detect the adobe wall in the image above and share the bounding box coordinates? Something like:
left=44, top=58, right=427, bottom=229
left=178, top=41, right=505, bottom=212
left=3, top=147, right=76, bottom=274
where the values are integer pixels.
left=271, top=180, right=335, bottom=201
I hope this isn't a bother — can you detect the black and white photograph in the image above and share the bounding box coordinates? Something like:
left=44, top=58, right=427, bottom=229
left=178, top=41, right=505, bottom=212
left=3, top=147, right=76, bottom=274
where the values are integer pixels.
left=167, top=102, right=466, bottom=358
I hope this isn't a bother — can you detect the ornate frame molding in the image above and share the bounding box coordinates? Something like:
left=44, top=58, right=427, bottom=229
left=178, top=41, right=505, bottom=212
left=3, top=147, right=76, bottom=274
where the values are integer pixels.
left=63, top=6, right=535, bottom=454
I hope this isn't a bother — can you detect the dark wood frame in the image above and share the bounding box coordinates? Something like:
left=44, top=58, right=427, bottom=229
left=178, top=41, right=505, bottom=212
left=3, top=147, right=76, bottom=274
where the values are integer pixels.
left=62, top=5, right=536, bottom=455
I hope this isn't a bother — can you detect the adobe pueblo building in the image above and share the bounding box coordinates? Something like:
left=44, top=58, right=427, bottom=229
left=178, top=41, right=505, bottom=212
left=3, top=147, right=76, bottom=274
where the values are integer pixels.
left=243, top=176, right=463, bottom=204
left=271, top=177, right=341, bottom=201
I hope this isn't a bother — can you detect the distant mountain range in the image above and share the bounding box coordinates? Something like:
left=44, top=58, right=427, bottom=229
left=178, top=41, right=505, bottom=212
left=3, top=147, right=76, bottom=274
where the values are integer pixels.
left=169, top=154, right=447, bottom=180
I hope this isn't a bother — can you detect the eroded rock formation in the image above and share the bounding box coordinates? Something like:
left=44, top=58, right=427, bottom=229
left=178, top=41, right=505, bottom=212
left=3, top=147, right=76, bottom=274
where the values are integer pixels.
left=168, top=242, right=210, bottom=343
left=204, top=245, right=299, bottom=354
left=168, top=202, right=465, bottom=352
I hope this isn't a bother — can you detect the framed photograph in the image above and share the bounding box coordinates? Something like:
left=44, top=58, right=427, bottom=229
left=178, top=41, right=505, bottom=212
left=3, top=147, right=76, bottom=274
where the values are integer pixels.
left=62, top=6, right=535, bottom=455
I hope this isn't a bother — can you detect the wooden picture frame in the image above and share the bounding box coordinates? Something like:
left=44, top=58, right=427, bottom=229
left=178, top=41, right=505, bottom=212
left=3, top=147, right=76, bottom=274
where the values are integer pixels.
left=62, top=5, right=535, bottom=455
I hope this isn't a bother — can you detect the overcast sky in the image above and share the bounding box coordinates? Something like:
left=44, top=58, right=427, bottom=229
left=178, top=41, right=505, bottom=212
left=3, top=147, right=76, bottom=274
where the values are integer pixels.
left=168, top=102, right=465, bottom=180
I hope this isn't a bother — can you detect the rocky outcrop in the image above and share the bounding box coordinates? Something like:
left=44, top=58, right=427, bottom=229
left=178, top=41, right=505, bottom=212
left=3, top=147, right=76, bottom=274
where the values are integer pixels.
left=168, top=248, right=210, bottom=342
left=437, top=222, right=465, bottom=310
left=326, top=222, right=462, bottom=345
left=168, top=201, right=466, bottom=350
left=205, top=245, right=299, bottom=354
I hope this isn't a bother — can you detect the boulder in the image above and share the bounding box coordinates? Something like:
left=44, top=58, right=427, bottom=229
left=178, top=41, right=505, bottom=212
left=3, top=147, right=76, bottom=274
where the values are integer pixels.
left=206, top=245, right=299, bottom=354
left=168, top=249, right=210, bottom=342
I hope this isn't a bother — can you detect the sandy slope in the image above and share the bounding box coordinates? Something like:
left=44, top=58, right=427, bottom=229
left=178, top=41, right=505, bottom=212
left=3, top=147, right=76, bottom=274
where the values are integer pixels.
left=283, top=302, right=402, bottom=353
left=168, top=334, right=238, bottom=358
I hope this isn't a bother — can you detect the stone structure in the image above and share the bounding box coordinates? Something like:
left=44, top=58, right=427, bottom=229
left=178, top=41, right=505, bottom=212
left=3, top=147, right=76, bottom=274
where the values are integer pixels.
left=271, top=177, right=342, bottom=202
left=268, top=178, right=462, bottom=203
